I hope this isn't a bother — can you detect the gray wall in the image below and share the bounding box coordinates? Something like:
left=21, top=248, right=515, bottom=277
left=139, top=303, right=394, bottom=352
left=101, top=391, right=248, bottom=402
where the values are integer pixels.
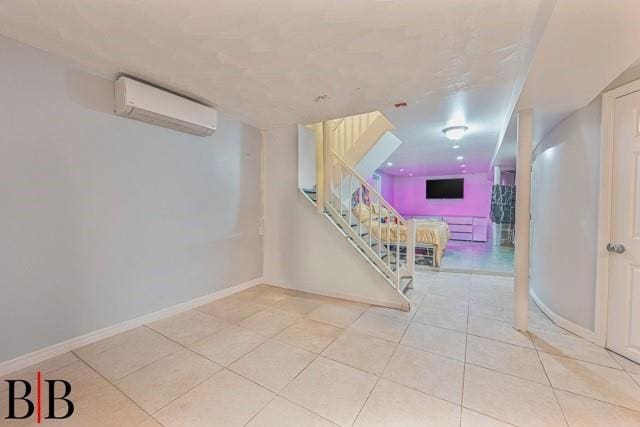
left=0, top=36, right=263, bottom=363
left=530, top=96, right=601, bottom=332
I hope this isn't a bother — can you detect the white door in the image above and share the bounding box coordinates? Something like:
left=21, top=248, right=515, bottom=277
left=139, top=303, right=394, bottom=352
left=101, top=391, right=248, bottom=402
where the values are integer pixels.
left=607, top=89, right=640, bottom=363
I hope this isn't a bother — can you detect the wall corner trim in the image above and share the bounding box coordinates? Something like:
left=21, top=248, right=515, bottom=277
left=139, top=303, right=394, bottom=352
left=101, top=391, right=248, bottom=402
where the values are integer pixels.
left=0, top=277, right=264, bottom=376
left=529, top=288, right=595, bottom=342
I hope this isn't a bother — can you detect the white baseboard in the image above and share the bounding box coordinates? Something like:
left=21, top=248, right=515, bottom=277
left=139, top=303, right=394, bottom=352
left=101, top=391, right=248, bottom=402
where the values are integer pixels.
left=0, top=277, right=264, bottom=377
left=530, top=288, right=595, bottom=342
left=262, top=280, right=409, bottom=311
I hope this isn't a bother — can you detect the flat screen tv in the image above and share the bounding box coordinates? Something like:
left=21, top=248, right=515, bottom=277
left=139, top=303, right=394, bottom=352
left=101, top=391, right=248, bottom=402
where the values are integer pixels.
left=426, top=178, right=464, bottom=199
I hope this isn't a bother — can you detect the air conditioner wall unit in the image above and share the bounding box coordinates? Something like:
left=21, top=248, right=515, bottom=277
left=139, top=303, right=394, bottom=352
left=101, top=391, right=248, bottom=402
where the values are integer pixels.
left=114, top=76, right=217, bottom=136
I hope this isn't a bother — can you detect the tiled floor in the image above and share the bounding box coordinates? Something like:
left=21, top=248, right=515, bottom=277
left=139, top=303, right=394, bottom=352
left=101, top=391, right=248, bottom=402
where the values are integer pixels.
left=436, top=240, right=515, bottom=275
left=3, top=272, right=640, bottom=426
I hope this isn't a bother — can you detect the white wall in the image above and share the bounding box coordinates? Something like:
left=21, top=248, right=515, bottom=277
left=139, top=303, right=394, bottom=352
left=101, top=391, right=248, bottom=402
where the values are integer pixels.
left=263, top=126, right=408, bottom=309
left=297, top=125, right=316, bottom=191
left=0, top=36, right=263, bottom=363
left=530, top=96, right=601, bottom=333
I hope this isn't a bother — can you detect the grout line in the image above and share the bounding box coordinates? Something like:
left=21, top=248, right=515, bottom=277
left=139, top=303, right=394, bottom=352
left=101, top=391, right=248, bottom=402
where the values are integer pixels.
left=535, top=344, right=571, bottom=427
left=459, top=277, right=471, bottom=427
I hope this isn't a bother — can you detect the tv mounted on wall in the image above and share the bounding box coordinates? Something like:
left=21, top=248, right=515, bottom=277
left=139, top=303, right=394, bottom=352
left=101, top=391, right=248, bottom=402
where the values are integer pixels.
left=426, top=178, right=464, bottom=199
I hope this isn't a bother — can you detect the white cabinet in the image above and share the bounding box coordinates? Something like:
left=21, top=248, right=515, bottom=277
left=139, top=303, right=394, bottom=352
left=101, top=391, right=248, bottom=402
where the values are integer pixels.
left=415, top=215, right=488, bottom=242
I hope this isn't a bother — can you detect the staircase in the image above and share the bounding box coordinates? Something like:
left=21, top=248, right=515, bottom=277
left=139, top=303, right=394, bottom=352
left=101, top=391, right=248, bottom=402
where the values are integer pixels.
left=301, top=112, right=414, bottom=311
left=328, top=112, right=401, bottom=178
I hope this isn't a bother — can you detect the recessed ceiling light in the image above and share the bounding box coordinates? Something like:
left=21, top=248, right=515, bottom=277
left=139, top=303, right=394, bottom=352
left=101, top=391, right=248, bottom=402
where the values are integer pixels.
left=456, top=156, right=464, bottom=161
left=460, top=164, right=466, bottom=168
left=452, top=145, right=460, bottom=149
left=442, top=125, right=469, bottom=141
left=399, top=168, right=405, bottom=172
left=408, top=173, right=414, bottom=176
left=462, top=170, right=468, bottom=174
left=386, top=162, right=393, bottom=166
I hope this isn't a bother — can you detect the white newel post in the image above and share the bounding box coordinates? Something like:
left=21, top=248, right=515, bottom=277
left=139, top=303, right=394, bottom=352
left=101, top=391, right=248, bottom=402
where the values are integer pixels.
left=322, top=121, right=332, bottom=211
left=514, top=109, right=533, bottom=331
left=314, top=122, right=325, bottom=214
left=406, top=219, right=416, bottom=276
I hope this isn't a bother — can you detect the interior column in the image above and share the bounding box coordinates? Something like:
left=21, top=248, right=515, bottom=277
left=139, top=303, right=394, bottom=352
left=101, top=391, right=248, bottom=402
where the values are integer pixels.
left=514, top=108, right=533, bottom=331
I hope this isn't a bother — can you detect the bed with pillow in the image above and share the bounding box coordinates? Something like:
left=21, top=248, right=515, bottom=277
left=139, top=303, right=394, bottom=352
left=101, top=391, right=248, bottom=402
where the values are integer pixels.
left=352, top=203, right=450, bottom=266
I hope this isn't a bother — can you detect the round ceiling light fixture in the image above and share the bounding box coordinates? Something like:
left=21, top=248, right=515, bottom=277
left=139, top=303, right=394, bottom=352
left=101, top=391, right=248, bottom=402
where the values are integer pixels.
left=442, top=125, right=469, bottom=141
left=386, top=162, right=393, bottom=166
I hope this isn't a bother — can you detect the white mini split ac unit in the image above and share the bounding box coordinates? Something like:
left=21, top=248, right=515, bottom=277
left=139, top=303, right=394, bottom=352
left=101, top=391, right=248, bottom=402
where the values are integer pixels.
left=114, top=76, right=217, bottom=136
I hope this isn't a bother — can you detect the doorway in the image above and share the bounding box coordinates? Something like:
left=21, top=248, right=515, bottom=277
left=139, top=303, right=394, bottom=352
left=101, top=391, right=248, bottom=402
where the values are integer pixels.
left=596, top=79, right=640, bottom=363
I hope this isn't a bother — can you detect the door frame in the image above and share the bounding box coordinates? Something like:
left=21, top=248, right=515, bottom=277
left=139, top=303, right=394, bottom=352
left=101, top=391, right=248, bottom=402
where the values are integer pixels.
left=594, top=78, right=640, bottom=347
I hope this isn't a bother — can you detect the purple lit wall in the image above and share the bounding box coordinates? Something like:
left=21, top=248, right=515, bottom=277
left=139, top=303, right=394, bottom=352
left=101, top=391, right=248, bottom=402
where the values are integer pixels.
left=379, top=171, right=395, bottom=203
left=392, top=173, right=493, bottom=218
left=367, top=171, right=396, bottom=203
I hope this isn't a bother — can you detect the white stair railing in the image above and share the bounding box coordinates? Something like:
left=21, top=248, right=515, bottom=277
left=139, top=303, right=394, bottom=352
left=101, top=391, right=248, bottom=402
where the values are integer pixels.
left=329, top=112, right=381, bottom=159
left=325, top=152, right=415, bottom=290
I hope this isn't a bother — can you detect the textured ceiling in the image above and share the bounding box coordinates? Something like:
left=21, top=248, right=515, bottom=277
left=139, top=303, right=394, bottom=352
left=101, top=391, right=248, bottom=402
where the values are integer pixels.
left=493, top=0, right=640, bottom=168
left=0, top=0, right=549, bottom=141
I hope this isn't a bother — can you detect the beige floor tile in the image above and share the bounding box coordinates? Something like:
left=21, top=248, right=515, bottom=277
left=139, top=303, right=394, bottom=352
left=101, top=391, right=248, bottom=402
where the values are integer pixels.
left=37, top=382, right=150, bottom=427
left=322, top=331, right=396, bottom=375
left=51, top=361, right=114, bottom=398
left=196, top=297, right=267, bottom=323
left=275, top=318, right=342, bottom=353
left=281, top=357, right=377, bottom=426
left=540, top=352, right=640, bottom=411
left=405, top=288, right=426, bottom=306
left=425, top=280, right=470, bottom=300
left=137, top=419, right=164, bottom=427
left=354, top=378, right=460, bottom=427
left=154, top=369, right=274, bottom=427
left=231, top=285, right=290, bottom=306
left=383, top=345, right=464, bottom=404
left=239, top=308, right=301, bottom=336
left=366, top=304, right=416, bottom=321
left=307, top=303, right=367, bottom=328
left=74, top=327, right=181, bottom=381
left=401, top=322, right=467, bottom=361
left=531, top=330, right=618, bottom=368
left=115, top=349, right=221, bottom=413
left=189, top=325, right=268, bottom=366
left=0, top=352, right=78, bottom=392
left=146, top=309, right=229, bottom=346
left=611, top=352, right=640, bottom=374
left=413, top=304, right=468, bottom=332
left=421, top=293, right=469, bottom=313
left=466, top=335, right=548, bottom=384
left=469, top=299, right=513, bottom=324
left=462, top=364, right=565, bottom=427
left=274, top=296, right=323, bottom=315
left=555, top=389, right=640, bottom=427
left=0, top=360, right=112, bottom=426
left=348, top=312, right=409, bottom=343
left=460, top=409, right=513, bottom=427
left=229, top=339, right=315, bottom=392
left=635, top=374, right=640, bottom=386
left=247, top=397, right=337, bottom=427
left=467, top=315, right=534, bottom=348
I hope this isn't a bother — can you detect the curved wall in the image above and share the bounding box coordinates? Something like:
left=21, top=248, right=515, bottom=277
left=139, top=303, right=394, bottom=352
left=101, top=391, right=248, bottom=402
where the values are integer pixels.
left=530, top=96, right=601, bottom=334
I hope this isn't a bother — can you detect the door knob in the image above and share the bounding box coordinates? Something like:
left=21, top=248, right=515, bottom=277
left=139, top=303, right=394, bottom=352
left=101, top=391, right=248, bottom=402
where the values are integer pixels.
left=607, top=243, right=626, bottom=254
